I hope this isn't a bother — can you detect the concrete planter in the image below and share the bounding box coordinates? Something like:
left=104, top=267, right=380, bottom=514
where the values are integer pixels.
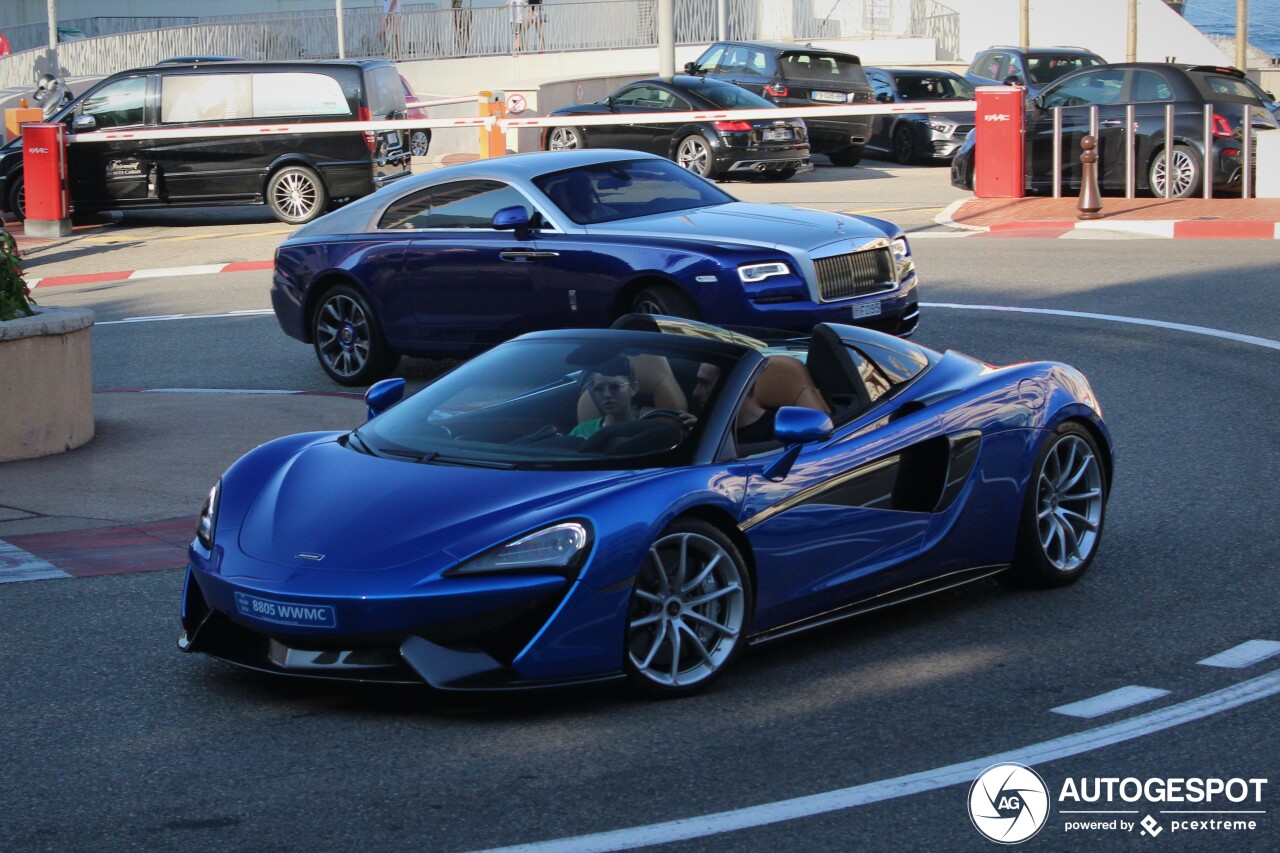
left=0, top=306, right=95, bottom=462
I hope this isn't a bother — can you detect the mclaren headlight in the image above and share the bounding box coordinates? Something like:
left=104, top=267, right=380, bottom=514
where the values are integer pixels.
left=738, top=261, right=791, bottom=284
left=890, top=236, right=913, bottom=279
left=195, top=480, right=221, bottom=550
left=448, top=522, right=591, bottom=576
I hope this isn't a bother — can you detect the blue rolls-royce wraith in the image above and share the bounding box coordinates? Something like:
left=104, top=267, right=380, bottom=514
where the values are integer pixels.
left=271, top=149, right=920, bottom=385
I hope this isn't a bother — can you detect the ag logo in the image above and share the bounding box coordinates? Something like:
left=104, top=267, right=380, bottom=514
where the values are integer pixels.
left=969, top=763, right=1050, bottom=844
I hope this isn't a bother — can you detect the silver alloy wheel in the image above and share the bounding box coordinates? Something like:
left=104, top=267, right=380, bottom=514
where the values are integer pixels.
left=315, top=293, right=371, bottom=379
left=548, top=127, right=580, bottom=150
left=272, top=170, right=320, bottom=221
left=1035, top=434, right=1105, bottom=572
left=627, top=531, right=746, bottom=688
left=1151, top=148, right=1196, bottom=198
left=411, top=130, right=430, bottom=157
left=676, top=136, right=711, bottom=175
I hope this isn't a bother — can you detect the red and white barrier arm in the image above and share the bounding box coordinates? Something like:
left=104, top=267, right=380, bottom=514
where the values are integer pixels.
left=500, top=100, right=978, bottom=129
left=64, top=101, right=978, bottom=144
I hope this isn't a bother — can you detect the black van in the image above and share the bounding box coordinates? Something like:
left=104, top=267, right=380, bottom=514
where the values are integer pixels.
left=0, top=59, right=411, bottom=224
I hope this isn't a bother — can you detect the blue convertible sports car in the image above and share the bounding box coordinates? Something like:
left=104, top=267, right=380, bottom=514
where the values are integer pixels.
left=271, top=149, right=920, bottom=386
left=181, top=316, right=1112, bottom=696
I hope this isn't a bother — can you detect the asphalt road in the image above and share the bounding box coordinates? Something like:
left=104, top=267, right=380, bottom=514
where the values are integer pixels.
left=2, top=165, right=1279, bottom=852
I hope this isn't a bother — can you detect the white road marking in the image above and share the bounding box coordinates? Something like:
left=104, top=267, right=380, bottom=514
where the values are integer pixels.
left=923, top=303, right=1280, bottom=353
left=1199, top=640, right=1280, bottom=669
left=475, top=669, right=1280, bottom=853
left=128, top=264, right=227, bottom=279
left=97, top=310, right=273, bottom=326
left=0, top=541, right=71, bottom=583
left=1050, top=686, right=1172, bottom=718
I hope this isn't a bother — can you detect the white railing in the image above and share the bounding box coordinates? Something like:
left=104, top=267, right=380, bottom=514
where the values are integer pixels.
left=0, top=0, right=961, bottom=91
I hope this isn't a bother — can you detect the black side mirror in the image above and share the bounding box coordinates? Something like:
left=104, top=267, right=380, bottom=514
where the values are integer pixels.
left=1003, top=75, right=1023, bottom=86
left=684, top=61, right=701, bottom=75
left=876, top=91, right=893, bottom=103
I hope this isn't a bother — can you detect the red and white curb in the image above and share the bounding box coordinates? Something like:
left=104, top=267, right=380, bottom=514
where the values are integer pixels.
left=27, top=259, right=273, bottom=289
left=936, top=200, right=1280, bottom=239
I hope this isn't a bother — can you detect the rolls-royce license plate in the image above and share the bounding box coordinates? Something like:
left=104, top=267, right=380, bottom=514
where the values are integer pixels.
left=853, top=301, right=882, bottom=319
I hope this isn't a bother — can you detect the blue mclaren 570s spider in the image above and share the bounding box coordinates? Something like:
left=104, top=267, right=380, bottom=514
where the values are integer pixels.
left=180, top=316, right=1112, bottom=697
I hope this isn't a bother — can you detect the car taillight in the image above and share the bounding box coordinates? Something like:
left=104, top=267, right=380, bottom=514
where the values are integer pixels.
left=360, top=106, right=376, bottom=151
left=713, top=120, right=753, bottom=132
left=763, top=83, right=788, bottom=97
left=1211, top=114, right=1234, bottom=137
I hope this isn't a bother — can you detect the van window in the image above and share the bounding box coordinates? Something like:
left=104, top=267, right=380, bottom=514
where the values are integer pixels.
left=161, top=75, right=251, bottom=123
left=365, top=65, right=407, bottom=118
left=253, top=73, right=351, bottom=117
left=81, top=77, right=147, bottom=128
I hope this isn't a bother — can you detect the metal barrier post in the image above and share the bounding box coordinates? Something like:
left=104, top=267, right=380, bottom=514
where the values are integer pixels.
left=1163, top=103, right=1174, bottom=198
left=1203, top=105, right=1213, bottom=199
left=1242, top=104, right=1253, bottom=199
left=1052, top=106, right=1062, bottom=198
left=1124, top=104, right=1136, bottom=198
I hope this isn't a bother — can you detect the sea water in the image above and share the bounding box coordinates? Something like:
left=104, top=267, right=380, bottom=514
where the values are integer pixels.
left=1183, top=0, right=1280, bottom=59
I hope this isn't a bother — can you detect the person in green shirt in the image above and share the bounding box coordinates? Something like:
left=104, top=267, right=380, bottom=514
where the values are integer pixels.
left=570, top=356, right=639, bottom=439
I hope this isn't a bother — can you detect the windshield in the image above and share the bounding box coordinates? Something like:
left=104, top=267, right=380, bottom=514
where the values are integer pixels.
left=534, top=158, right=734, bottom=225
left=1025, top=54, right=1103, bottom=85
left=355, top=337, right=741, bottom=470
left=895, top=74, right=974, bottom=101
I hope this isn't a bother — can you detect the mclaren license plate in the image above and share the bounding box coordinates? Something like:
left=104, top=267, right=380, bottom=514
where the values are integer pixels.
left=812, top=91, right=846, bottom=103
left=853, top=301, right=883, bottom=319
left=235, top=592, right=337, bottom=628
left=764, top=128, right=793, bottom=141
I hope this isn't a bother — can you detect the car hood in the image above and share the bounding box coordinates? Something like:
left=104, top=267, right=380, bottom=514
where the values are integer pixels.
left=587, top=202, right=892, bottom=251
left=237, top=440, right=637, bottom=573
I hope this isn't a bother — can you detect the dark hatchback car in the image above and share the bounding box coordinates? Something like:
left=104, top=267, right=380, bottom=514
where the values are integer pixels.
left=0, top=59, right=411, bottom=224
left=542, top=76, right=809, bottom=181
left=965, top=45, right=1105, bottom=99
left=686, top=41, right=875, bottom=166
left=951, top=63, right=1279, bottom=198
left=863, top=68, right=975, bottom=163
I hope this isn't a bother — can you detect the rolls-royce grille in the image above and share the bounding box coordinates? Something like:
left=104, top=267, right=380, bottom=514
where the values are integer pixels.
left=814, top=248, right=896, bottom=302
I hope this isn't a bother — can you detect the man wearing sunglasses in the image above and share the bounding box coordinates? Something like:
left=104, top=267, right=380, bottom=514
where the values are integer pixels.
left=570, top=356, right=640, bottom=439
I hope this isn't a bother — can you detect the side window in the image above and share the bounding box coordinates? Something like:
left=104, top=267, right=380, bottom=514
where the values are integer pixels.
left=846, top=347, right=892, bottom=402
left=869, top=73, right=894, bottom=101
left=1041, top=69, right=1125, bottom=109
left=81, top=77, right=147, bottom=129
left=610, top=86, right=652, bottom=108
left=748, top=49, right=774, bottom=76
left=252, top=73, right=351, bottom=118
left=379, top=180, right=536, bottom=230
left=1131, top=70, right=1173, bottom=102
left=979, top=52, right=1006, bottom=81
left=649, top=88, right=688, bottom=110
left=694, top=45, right=725, bottom=74
left=721, top=46, right=750, bottom=72
left=161, top=74, right=251, bottom=124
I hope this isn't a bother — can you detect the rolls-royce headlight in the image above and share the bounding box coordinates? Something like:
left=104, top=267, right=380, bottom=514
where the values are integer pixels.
left=195, top=480, right=221, bottom=550
left=448, top=522, right=590, bottom=575
left=890, top=237, right=913, bottom=280
left=739, top=262, right=791, bottom=284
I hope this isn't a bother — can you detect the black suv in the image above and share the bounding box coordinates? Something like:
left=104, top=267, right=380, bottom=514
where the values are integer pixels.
left=0, top=59, right=411, bottom=224
left=686, top=41, right=874, bottom=166
left=951, top=63, right=1279, bottom=198
left=965, top=46, right=1105, bottom=99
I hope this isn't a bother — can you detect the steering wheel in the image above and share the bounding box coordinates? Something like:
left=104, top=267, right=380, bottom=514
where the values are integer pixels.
left=639, top=408, right=695, bottom=434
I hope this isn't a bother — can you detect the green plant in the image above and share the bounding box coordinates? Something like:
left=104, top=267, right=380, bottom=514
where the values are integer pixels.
left=0, top=227, right=35, bottom=321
